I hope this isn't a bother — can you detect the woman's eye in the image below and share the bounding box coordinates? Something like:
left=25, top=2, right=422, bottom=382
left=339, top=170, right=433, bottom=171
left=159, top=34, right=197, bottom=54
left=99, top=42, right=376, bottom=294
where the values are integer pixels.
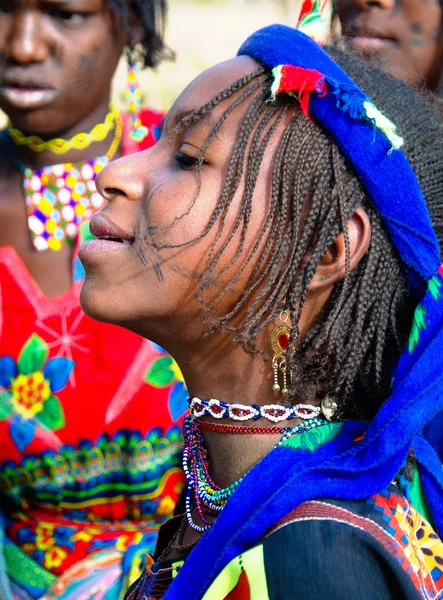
left=173, top=152, right=200, bottom=171
left=49, top=9, right=88, bottom=24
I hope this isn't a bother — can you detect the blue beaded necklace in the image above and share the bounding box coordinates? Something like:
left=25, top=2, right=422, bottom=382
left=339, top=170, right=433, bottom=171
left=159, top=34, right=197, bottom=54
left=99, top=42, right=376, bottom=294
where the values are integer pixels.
left=182, top=414, right=327, bottom=532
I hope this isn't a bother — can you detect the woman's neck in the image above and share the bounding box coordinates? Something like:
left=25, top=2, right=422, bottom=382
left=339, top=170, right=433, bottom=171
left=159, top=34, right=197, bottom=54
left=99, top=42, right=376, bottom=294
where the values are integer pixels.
left=175, top=339, right=309, bottom=489
left=8, top=96, right=118, bottom=170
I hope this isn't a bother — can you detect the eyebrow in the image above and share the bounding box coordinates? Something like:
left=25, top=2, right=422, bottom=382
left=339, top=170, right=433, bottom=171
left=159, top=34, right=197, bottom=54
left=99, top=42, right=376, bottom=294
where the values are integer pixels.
left=162, top=108, right=220, bottom=140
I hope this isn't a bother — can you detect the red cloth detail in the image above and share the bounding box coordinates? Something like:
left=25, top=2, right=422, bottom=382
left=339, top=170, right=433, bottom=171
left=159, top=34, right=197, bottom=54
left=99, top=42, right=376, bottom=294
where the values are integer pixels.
left=278, top=65, right=327, bottom=117
left=121, top=107, right=163, bottom=155
left=224, top=570, right=251, bottom=600
left=0, top=108, right=187, bottom=578
left=297, top=0, right=314, bottom=26
left=0, top=109, right=174, bottom=464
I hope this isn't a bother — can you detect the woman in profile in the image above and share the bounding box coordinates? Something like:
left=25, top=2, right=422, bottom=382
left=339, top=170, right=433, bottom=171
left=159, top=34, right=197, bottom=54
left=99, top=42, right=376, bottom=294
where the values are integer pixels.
left=81, top=20, right=443, bottom=600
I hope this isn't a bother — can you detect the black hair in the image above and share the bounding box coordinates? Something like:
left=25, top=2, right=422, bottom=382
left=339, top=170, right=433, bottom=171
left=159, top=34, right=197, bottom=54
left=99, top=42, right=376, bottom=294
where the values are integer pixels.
left=107, top=0, right=169, bottom=69
left=153, top=52, right=443, bottom=420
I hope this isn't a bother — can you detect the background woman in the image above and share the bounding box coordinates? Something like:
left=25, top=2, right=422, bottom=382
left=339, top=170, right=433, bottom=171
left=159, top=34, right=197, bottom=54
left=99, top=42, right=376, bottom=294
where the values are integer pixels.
left=337, top=0, right=443, bottom=93
left=0, top=2, right=186, bottom=599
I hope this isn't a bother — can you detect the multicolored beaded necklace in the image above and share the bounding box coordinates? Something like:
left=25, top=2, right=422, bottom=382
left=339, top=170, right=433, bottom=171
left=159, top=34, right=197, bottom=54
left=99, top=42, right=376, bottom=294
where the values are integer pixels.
left=2, top=107, right=122, bottom=252
left=182, top=414, right=326, bottom=533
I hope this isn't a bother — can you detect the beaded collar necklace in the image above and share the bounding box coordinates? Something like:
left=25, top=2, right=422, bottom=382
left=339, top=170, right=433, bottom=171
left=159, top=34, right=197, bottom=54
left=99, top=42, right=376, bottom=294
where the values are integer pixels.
left=2, top=107, right=122, bottom=252
left=183, top=415, right=326, bottom=532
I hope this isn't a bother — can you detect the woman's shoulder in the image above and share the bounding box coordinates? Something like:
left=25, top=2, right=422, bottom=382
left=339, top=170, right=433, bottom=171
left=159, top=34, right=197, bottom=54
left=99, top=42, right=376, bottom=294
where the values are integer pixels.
left=201, top=484, right=443, bottom=600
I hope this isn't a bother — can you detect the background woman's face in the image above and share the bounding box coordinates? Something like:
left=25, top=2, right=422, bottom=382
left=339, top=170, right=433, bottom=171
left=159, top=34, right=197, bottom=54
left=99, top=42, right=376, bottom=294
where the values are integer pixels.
left=80, top=56, right=282, bottom=347
left=0, top=0, right=125, bottom=134
left=338, top=0, right=443, bottom=90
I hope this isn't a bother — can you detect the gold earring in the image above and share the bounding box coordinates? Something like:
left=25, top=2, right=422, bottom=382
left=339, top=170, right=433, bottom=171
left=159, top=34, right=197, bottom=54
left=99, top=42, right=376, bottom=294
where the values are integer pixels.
left=270, top=310, right=291, bottom=397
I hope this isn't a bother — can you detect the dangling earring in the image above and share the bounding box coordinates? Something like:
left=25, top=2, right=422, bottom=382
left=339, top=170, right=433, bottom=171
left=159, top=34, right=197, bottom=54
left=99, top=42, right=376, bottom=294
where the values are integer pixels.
left=125, top=45, right=149, bottom=142
left=270, top=310, right=293, bottom=397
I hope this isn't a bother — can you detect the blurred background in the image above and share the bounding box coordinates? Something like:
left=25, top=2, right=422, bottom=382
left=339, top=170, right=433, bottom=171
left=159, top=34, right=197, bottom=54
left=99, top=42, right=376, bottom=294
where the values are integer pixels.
left=113, top=0, right=302, bottom=112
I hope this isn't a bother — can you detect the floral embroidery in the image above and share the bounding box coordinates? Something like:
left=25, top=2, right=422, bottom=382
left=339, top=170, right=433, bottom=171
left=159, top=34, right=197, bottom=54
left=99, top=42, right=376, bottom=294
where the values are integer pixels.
left=0, top=334, right=74, bottom=451
left=9, top=513, right=162, bottom=576
left=16, top=521, right=76, bottom=573
left=145, top=346, right=188, bottom=421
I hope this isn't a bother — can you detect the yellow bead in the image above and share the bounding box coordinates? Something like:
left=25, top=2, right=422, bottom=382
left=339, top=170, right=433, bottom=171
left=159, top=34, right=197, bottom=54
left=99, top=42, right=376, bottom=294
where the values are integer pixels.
left=66, top=175, right=77, bottom=188
left=46, top=220, right=56, bottom=233
left=48, top=238, right=62, bottom=251
left=38, top=199, right=53, bottom=216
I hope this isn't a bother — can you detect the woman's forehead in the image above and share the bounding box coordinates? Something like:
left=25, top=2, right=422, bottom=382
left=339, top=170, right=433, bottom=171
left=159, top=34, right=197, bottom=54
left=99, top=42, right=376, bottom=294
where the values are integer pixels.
left=166, top=56, right=260, bottom=128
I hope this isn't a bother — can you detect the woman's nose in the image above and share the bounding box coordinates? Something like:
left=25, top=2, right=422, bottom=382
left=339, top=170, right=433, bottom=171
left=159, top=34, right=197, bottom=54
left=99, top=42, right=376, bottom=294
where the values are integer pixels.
left=7, top=11, right=49, bottom=64
left=95, top=151, right=148, bottom=204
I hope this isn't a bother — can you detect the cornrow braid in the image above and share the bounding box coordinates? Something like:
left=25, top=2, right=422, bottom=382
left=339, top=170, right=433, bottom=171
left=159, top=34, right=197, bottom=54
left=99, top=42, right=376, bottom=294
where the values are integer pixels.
left=150, top=53, right=443, bottom=419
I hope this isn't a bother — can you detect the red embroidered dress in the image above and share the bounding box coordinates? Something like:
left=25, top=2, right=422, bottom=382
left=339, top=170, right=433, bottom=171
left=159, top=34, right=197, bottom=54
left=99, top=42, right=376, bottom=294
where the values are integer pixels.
left=0, top=110, right=187, bottom=599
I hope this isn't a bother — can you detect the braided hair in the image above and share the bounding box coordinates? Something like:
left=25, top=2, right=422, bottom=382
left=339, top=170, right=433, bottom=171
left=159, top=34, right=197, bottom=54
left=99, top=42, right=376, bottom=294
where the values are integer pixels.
left=107, top=0, right=169, bottom=68
left=154, top=52, right=443, bottom=420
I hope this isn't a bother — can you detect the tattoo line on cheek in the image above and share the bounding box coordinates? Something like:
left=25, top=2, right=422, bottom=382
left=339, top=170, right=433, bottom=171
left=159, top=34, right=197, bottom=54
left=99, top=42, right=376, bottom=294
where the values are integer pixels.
left=66, top=47, right=102, bottom=94
left=154, top=263, right=164, bottom=282
left=411, top=37, right=426, bottom=46
left=75, top=53, right=90, bottom=72
left=137, top=247, right=164, bottom=282
left=411, top=22, right=423, bottom=34
left=53, top=40, right=65, bottom=62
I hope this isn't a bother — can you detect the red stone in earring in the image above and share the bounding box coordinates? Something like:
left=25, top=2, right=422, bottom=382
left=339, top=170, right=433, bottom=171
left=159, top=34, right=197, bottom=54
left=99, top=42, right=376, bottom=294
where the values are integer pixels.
left=270, top=311, right=292, bottom=396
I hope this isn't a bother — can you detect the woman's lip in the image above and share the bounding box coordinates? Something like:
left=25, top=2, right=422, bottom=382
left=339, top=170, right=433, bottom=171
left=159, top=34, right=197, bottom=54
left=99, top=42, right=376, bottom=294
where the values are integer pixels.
left=78, top=238, right=132, bottom=260
left=0, top=86, right=57, bottom=110
left=89, top=213, right=134, bottom=243
left=347, top=36, right=396, bottom=52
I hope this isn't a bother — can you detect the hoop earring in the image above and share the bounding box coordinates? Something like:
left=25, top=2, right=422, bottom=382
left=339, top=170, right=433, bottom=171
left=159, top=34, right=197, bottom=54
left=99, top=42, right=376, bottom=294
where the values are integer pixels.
left=125, top=46, right=149, bottom=142
left=270, top=310, right=293, bottom=397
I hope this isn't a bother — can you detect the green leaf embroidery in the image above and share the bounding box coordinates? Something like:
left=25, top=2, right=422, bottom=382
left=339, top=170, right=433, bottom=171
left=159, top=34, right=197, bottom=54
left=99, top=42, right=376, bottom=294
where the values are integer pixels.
left=428, top=276, right=442, bottom=301
left=0, top=390, right=13, bottom=420
left=145, top=356, right=176, bottom=388
left=37, top=396, right=65, bottom=431
left=409, top=304, right=427, bottom=354
left=18, top=334, right=48, bottom=376
left=283, top=422, right=343, bottom=453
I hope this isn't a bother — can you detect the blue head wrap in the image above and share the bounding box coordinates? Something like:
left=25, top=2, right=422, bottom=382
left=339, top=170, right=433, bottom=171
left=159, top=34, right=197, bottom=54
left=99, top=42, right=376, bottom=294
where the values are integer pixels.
left=164, top=25, right=443, bottom=599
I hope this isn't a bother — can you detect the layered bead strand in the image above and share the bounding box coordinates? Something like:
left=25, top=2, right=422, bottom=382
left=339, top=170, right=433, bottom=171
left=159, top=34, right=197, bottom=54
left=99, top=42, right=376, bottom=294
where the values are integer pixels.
left=182, top=415, right=326, bottom=532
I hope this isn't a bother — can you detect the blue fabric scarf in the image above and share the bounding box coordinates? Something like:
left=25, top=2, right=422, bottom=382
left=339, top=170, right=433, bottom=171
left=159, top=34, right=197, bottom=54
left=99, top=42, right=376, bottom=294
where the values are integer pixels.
left=164, top=25, right=443, bottom=599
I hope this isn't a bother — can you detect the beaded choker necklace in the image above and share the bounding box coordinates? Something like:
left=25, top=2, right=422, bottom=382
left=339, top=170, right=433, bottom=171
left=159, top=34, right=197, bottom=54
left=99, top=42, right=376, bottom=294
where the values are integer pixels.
left=3, top=110, right=122, bottom=252
left=183, top=415, right=326, bottom=532
left=188, top=396, right=321, bottom=423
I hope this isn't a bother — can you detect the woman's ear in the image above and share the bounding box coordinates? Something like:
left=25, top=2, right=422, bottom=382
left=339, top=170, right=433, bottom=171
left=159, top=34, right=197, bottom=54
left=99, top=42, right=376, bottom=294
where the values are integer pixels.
left=309, top=207, right=371, bottom=291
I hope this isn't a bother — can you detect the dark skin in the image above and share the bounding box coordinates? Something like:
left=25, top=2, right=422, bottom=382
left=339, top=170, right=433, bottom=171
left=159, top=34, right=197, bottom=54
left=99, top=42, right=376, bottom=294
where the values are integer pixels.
left=338, top=0, right=443, bottom=91
left=80, top=56, right=372, bottom=550
left=0, top=0, right=128, bottom=297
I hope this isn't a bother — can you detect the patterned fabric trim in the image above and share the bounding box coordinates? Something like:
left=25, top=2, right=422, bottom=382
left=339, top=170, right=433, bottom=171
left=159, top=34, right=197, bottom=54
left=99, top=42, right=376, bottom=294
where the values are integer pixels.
left=267, top=495, right=443, bottom=600
left=0, top=426, right=182, bottom=493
